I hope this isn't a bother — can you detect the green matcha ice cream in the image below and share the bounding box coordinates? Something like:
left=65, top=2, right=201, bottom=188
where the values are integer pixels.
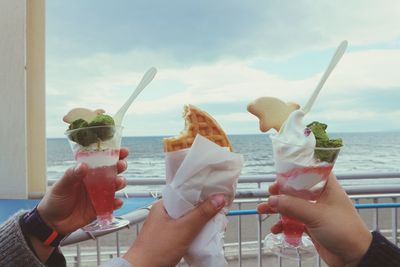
left=67, top=114, right=116, bottom=147
left=307, top=121, right=343, bottom=162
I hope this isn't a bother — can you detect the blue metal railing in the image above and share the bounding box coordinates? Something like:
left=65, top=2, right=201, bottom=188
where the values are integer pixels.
left=227, top=202, right=400, bottom=216
left=60, top=198, right=400, bottom=267
left=58, top=172, right=400, bottom=267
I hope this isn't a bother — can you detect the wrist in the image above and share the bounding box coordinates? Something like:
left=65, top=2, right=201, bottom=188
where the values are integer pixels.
left=21, top=207, right=66, bottom=247
left=37, top=203, right=59, bottom=233
left=345, top=229, right=373, bottom=267
left=123, top=245, right=145, bottom=267
left=123, top=242, right=157, bottom=267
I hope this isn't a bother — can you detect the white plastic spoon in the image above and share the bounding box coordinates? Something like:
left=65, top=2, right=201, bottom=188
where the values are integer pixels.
left=302, top=40, right=348, bottom=114
left=113, top=67, right=157, bottom=126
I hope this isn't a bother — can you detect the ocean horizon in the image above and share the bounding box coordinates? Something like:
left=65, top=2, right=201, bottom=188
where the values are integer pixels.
left=47, top=132, right=400, bottom=191
left=46, top=129, right=400, bottom=139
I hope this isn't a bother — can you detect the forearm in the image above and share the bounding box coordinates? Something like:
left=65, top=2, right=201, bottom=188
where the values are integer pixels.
left=123, top=244, right=147, bottom=267
left=0, top=211, right=45, bottom=267
left=29, top=234, right=56, bottom=263
left=122, top=242, right=165, bottom=267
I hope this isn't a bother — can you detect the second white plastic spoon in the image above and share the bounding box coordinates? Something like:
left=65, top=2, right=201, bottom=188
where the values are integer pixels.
left=113, top=67, right=157, bottom=126
left=302, top=40, right=348, bottom=114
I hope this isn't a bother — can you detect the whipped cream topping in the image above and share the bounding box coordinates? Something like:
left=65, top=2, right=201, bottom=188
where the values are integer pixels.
left=76, top=149, right=119, bottom=168
left=270, top=109, right=316, bottom=168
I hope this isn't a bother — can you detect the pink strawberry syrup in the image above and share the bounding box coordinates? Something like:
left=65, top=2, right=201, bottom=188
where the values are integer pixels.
left=277, top=164, right=333, bottom=247
left=76, top=149, right=119, bottom=225
left=84, top=165, right=117, bottom=224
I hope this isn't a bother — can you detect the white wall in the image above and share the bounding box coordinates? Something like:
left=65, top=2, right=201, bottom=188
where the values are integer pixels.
left=0, top=0, right=46, bottom=198
left=0, top=0, right=28, bottom=198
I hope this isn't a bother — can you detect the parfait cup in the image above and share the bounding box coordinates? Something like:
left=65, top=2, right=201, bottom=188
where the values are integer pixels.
left=65, top=125, right=129, bottom=233
left=264, top=138, right=341, bottom=260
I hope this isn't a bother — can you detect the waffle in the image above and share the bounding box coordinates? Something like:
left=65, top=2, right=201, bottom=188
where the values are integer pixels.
left=164, top=104, right=233, bottom=152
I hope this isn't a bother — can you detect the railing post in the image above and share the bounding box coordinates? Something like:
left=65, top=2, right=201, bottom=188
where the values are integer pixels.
left=392, top=197, right=398, bottom=246
left=373, top=198, right=379, bottom=230
left=278, top=256, right=282, bottom=267
left=257, top=213, right=263, bottom=267
left=354, top=198, right=360, bottom=213
left=96, top=238, right=101, bottom=265
left=76, top=243, right=81, bottom=267
left=297, top=258, right=302, bottom=267
left=116, top=231, right=121, bottom=257
left=257, top=182, right=263, bottom=267
left=317, top=255, right=322, bottom=267
left=237, top=202, right=242, bottom=267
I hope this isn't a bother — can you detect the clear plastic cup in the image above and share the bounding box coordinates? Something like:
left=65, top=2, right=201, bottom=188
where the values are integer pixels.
left=264, top=138, right=341, bottom=259
left=65, top=125, right=129, bottom=233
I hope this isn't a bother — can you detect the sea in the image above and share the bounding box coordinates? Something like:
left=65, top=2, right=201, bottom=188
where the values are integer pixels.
left=47, top=132, right=400, bottom=191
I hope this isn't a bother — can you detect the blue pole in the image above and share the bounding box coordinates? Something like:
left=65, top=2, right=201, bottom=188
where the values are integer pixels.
left=227, top=203, right=400, bottom=216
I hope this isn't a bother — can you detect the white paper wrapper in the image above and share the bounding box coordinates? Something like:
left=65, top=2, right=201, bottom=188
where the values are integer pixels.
left=162, top=135, right=244, bottom=267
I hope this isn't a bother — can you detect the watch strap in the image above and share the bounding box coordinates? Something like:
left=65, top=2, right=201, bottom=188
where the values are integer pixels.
left=21, top=207, right=65, bottom=247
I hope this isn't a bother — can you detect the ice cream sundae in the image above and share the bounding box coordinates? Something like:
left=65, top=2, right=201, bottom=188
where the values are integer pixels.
left=64, top=107, right=127, bottom=232
left=248, top=97, right=342, bottom=256
left=270, top=109, right=342, bottom=199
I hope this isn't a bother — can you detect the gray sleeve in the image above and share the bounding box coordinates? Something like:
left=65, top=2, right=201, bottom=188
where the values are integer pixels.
left=99, top=257, right=132, bottom=267
left=0, top=211, right=45, bottom=267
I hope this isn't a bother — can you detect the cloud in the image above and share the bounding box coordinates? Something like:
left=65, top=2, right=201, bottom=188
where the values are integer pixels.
left=47, top=0, right=400, bottom=62
left=45, top=1, right=400, bottom=136
left=214, top=112, right=255, bottom=122
left=327, top=49, right=400, bottom=92
left=46, top=47, right=400, bottom=136
left=308, top=110, right=400, bottom=133
left=47, top=45, right=400, bottom=106
left=313, top=110, right=379, bottom=121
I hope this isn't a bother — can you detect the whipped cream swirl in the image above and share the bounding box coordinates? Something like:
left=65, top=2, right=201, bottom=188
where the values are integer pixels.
left=270, top=110, right=316, bottom=169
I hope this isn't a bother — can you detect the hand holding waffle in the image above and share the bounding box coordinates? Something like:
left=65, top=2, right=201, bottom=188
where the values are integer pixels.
left=162, top=105, right=243, bottom=267
left=124, top=197, right=225, bottom=267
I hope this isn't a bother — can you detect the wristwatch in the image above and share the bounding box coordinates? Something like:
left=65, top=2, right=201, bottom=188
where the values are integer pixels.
left=21, top=207, right=65, bottom=247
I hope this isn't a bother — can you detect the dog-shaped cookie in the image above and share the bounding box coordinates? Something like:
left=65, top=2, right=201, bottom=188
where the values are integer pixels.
left=63, top=108, right=106, bottom=123
left=247, top=97, right=300, bottom=132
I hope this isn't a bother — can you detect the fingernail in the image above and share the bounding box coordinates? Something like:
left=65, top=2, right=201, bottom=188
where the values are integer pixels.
left=122, top=160, right=127, bottom=170
left=211, top=194, right=225, bottom=209
left=74, top=163, right=85, bottom=177
left=256, top=204, right=263, bottom=214
left=268, top=196, right=278, bottom=207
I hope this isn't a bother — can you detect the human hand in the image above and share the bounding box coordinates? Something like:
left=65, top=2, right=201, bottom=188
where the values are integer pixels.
left=37, top=148, right=129, bottom=235
left=257, top=174, right=372, bottom=267
left=123, top=195, right=226, bottom=267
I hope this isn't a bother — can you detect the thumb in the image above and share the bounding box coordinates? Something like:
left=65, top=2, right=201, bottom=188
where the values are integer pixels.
left=179, top=194, right=225, bottom=232
left=268, top=195, right=320, bottom=225
left=57, top=163, right=88, bottom=187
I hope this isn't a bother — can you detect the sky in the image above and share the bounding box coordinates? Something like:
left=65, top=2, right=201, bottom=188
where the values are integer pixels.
left=46, top=0, right=400, bottom=137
